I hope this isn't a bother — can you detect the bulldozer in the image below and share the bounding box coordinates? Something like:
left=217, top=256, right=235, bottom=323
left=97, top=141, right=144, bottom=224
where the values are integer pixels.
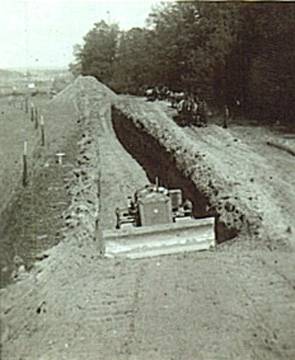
left=102, top=179, right=215, bottom=258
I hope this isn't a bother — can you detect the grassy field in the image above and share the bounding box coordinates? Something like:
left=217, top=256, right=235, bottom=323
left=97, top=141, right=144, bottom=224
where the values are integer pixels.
left=0, top=89, right=79, bottom=287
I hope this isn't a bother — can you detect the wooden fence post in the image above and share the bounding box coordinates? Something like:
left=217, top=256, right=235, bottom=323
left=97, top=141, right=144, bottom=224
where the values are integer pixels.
left=23, top=141, right=28, bottom=187
left=25, top=97, right=29, bottom=113
left=40, top=115, right=45, bottom=146
left=223, top=105, right=230, bottom=129
left=34, top=107, right=39, bottom=129
left=30, top=103, right=35, bottom=122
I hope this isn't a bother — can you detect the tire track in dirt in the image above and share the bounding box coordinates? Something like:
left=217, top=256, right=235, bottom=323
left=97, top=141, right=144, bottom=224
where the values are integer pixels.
left=94, top=99, right=152, bottom=357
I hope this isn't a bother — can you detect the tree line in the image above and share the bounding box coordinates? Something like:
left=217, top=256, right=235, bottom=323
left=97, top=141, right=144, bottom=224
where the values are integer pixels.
left=70, top=2, right=295, bottom=124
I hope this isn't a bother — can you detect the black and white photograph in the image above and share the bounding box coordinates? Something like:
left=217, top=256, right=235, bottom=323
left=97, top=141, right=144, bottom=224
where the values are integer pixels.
left=0, top=0, right=294, bottom=359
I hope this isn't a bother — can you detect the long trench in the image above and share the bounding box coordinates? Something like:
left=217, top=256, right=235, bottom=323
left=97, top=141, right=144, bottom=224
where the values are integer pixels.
left=111, top=106, right=238, bottom=243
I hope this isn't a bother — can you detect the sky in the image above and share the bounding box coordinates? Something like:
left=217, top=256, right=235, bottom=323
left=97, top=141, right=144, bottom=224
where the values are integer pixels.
left=0, top=0, right=159, bottom=70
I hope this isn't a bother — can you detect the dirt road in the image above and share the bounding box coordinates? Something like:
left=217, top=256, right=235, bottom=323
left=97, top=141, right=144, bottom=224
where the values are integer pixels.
left=1, top=79, right=295, bottom=359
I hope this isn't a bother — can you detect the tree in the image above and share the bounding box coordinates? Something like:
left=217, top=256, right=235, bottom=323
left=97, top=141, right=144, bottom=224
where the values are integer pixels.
left=113, top=27, right=154, bottom=93
left=147, top=2, right=240, bottom=98
left=243, top=3, right=295, bottom=122
left=69, top=2, right=295, bottom=124
left=69, top=44, right=82, bottom=77
left=72, top=20, right=119, bottom=85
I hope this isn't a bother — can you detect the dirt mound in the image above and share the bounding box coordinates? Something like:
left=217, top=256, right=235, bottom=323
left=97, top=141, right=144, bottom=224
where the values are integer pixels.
left=50, top=75, right=116, bottom=108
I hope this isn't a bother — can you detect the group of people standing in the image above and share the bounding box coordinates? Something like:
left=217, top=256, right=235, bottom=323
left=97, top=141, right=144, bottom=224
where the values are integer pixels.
left=145, top=86, right=208, bottom=126
left=145, top=86, right=170, bottom=102
left=174, top=94, right=208, bottom=127
left=144, top=85, right=238, bottom=129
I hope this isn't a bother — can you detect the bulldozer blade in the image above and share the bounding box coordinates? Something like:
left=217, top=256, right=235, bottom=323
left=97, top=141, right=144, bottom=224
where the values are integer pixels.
left=102, top=217, right=215, bottom=259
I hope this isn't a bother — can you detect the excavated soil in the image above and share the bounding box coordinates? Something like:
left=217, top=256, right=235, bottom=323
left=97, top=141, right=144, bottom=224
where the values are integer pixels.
left=113, top=97, right=295, bottom=248
left=1, top=77, right=295, bottom=360
left=111, top=106, right=238, bottom=242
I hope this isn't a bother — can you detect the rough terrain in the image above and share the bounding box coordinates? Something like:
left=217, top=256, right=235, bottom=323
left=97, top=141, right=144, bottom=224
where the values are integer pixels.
left=114, top=97, right=295, bottom=247
left=1, top=77, right=295, bottom=360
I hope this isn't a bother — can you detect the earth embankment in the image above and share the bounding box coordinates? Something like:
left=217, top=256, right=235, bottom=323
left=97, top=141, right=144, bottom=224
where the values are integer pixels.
left=1, top=77, right=295, bottom=360
left=112, top=97, right=294, bottom=247
left=0, top=76, right=110, bottom=286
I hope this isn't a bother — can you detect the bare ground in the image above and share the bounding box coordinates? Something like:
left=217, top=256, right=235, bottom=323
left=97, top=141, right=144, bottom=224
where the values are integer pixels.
left=1, top=79, right=295, bottom=360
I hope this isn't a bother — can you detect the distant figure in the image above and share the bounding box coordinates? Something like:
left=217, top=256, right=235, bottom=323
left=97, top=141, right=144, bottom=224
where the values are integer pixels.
left=159, top=85, right=169, bottom=100
left=170, top=91, right=185, bottom=108
left=145, top=88, right=156, bottom=102
left=234, top=98, right=241, bottom=118
left=183, top=199, right=193, bottom=216
left=223, top=105, right=230, bottom=129
left=198, top=99, right=208, bottom=127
